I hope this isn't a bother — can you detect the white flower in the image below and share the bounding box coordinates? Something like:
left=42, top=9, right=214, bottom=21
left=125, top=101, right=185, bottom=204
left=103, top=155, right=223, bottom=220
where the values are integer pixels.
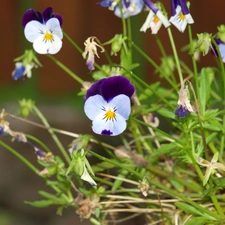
left=24, top=18, right=63, bottom=54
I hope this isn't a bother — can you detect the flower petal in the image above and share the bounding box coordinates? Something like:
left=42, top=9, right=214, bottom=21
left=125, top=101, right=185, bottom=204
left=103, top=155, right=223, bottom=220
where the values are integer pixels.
left=81, top=165, right=97, bottom=186
left=100, top=76, right=135, bottom=102
left=22, top=8, right=42, bottom=28
left=84, top=95, right=106, bottom=120
left=46, top=18, right=63, bottom=39
left=24, top=20, right=45, bottom=42
left=140, top=10, right=154, bottom=32
left=42, top=7, right=54, bottom=23
left=33, top=34, right=62, bottom=54
left=85, top=79, right=106, bottom=100
left=12, top=63, right=25, bottom=80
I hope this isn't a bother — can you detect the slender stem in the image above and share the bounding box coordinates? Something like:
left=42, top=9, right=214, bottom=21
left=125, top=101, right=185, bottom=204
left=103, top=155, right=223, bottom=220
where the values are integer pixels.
left=63, top=31, right=83, bottom=54
left=87, top=149, right=220, bottom=220
left=131, top=41, right=178, bottom=91
left=0, top=140, right=38, bottom=173
left=32, top=106, right=70, bottom=164
left=47, top=55, right=84, bottom=84
left=118, top=2, right=127, bottom=37
left=167, top=27, right=184, bottom=85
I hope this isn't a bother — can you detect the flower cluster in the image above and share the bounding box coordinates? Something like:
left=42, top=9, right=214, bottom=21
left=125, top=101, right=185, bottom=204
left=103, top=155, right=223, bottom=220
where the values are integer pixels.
left=84, top=76, right=135, bottom=136
left=22, top=7, right=63, bottom=54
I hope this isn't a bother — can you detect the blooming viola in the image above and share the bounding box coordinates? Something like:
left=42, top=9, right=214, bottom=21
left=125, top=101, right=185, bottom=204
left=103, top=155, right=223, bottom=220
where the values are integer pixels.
left=84, top=76, right=135, bottom=136
left=82, top=37, right=104, bottom=71
left=98, top=0, right=144, bottom=19
left=140, top=0, right=170, bottom=34
left=169, top=0, right=194, bottom=33
left=22, top=7, right=63, bottom=54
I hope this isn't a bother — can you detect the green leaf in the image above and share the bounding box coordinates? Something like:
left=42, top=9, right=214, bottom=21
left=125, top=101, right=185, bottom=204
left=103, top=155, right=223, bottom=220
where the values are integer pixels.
left=199, top=68, right=214, bottom=114
left=184, top=217, right=209, bottom=225
left=25, top=200, right=54, bottom=208
left=152, top=142, right=180, bottom=157
left=157, top=108, right=176, bottom=119
left=38, top=191, right=68, bottom=205
left=175, top=202, right=203, bottom=216
left=92, top=161, right=116, bottom=172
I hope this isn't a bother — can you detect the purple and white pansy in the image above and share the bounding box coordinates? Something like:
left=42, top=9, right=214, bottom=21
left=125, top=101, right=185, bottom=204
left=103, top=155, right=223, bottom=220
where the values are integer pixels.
left=169, top=0, right=194, bottom=33
left=22, top=7, right=63, bottom=54
left=84, top=76, right=135, bottom=136
left=98, top=0, right=144, bottom=18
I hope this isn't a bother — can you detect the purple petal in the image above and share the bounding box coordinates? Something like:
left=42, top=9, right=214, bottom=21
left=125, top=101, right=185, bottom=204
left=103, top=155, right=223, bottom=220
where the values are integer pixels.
left=174, top=105, right=189, bottom=118
left=42, top=7, right=54, bottom=23
left=12, top=64, right=25, bottom=80
left=100, top=76, right=135, bottom=102
left=55, top=14, right=63, bottom=26
left=97, top=0, right=113, bottom=7
left=123, top=0, right=130, bottom=8
left=85, top=79, right=106, bottom=100
left=170, top=0, right=179, bottom=16
left=179, top=0, right=190, bottom=15
left=143, top=0, right=158, bottom=14
left=211, top=38, right=222, bottom=57
left=22, top=8, right=42, bottom=27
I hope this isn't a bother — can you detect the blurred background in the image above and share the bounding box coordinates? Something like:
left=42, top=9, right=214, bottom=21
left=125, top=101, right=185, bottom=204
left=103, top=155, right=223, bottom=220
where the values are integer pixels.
left=1, top=0, right=225, bottom=224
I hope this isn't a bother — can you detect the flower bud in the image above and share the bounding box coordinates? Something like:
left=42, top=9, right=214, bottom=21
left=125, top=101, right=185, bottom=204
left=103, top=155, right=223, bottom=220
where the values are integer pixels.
left=217, top=25, right=225, bottom=43
left=195, top=33, right=212, bottom=56
left=111, top=34, right=123, bottom=55
left=19, top=99, right=35, bottom=118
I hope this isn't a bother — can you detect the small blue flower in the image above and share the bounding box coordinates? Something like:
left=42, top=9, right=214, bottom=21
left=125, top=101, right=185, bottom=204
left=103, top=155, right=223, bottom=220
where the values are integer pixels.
left=22, top=7, right=63, bottom=54
left=174, top=105, right=189, bottom=118
left=169, top=0, right=194, bottom=32
left=84, top=76, right=135, bottom=136
left=98, top=0, right=144, bottom=19
left=12, top=62, right=35, bottom=80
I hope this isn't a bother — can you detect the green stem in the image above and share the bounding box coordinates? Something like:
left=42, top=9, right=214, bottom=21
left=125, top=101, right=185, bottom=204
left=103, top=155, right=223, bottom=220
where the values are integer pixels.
left=32, top=106, right=70, bottom=164
left=47, top=55, right=84, bottom=84
left=132, top=41, right=178, bottom=91
left=130, top=120, right=143, bottom=154
left=188, top=25, right=199, bottom=98
left=87, top=149, right=220, bottom=220
left=0, top=140, right=38, bottom=173
left=63, top=31, right=83, bottom=54
left=167, top=27, right=184, bottom=85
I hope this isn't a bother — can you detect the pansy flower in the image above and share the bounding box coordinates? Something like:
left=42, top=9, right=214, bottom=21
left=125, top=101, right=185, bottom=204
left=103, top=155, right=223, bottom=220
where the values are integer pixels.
left=140, top=0, right=170, bottom=34
left=211, top=38, right=225, bottom=63
left=84, top=76, right=135, bottom=136
left=98, top=0, right=144, bottom=18
left=22, top=7, right=63, bottom=54
left=169, top=0, right=194, bottom=33
left=82, top=37, right=104, bottom=71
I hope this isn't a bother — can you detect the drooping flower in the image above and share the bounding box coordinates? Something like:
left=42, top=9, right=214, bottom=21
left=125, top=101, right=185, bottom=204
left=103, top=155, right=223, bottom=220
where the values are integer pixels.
left=174, top=83, right=194, bottom=118
left=98, top=0, right=144, bottom=19
left=22, top=7, right=63, bottom=54
left=84, top=76, right=135, bottom=136
left=169, top=0, right=194, bottom=33
left=140, top=1, right=170, bottom=34
left=82, top=37, right=104, bottom=71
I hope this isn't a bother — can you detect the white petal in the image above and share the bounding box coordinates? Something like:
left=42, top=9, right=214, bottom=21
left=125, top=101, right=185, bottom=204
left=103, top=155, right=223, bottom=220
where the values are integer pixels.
left=185, top=13, right=194, bottom=24
left=92, top=112, right=127, bottom=136
left=46, top=18, right=63, bottom=39
left=169, top=14, right=187, bottom=32
left=81, top=165, right=97, bottom=186
left=24, top=21, right=45, bottom=42
left=150, top=20, right=163, bottom=34
left=84, top=95, right=106, bottom=120
left=140, top=10, right=154, bottom=32
left=108, top=94, right=131, bottom=120
left=156, top=11, right=170, bottom=28
left=33, top=33, right=62, bottom=54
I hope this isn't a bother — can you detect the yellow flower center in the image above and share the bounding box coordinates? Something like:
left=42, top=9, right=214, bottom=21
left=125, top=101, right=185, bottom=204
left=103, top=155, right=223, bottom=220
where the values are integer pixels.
left=44, top=32, right=53, bottom=41
left=179, top=13, right=185, bottom=20
left=153, top=16, right=160, bottom=23
left=104, top=109, right=116, bottom=121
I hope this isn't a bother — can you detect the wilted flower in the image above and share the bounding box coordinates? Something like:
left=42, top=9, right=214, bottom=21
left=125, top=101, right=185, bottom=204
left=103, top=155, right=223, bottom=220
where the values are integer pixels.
left=82, top=37, right=104, bottom=71
left=140, top=1, right=170, bottom=34
left=174, top=84, right=194, bottom=118
left=197, top=152, right=225, bottom=186
left=169, top=0, right=194, bottom=33
left=138, top=177, right=149, bottom=197
left=22, top=7, right=63, bottom=54
left=98, top=0, right=144, bottom=19
left=84, top=76, right=135, bottom=136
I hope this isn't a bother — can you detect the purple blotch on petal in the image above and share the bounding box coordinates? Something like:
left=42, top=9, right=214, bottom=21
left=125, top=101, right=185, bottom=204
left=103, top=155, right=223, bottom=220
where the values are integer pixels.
left=85, top=79, right=106, bottom=100
left=100, top=76, right=135, bottom=102
left=101, top=129, right=113, bottom=136
left=179, top=0, right=190, bottom=15
left=22, top=9, right=42, bottom=27
left=174, top=105, right=189, bottom=118
left=123, top=0, right=130, bottom=8
left=42, top=7, right=54, bottom=23
left=12, top=65, right=25, bottom=80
